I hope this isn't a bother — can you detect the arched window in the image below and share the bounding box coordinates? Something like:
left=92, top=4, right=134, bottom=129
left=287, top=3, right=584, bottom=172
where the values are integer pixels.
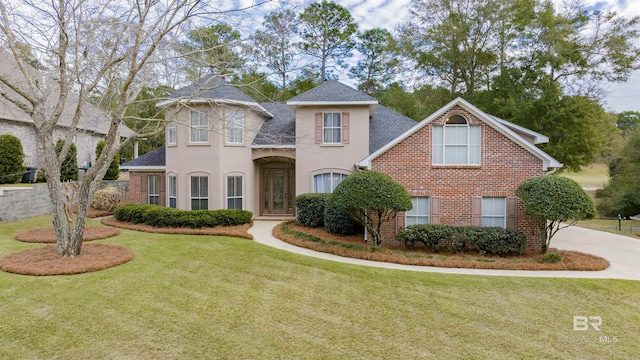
left=432, top=115, right=481, bottom=165
left=313, top=172, right=348, bottom=193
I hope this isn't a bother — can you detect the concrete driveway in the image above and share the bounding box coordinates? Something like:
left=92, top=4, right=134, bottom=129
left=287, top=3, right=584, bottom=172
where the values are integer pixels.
left=249, top=222, right=640, bottom=281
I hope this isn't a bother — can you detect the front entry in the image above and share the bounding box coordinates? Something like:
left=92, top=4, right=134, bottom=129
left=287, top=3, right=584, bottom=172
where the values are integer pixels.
left=262, top=163, right=295, bottom=215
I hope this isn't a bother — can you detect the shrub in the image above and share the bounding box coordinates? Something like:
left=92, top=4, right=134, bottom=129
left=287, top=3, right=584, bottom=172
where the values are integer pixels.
left=35, top=169, right=47, bottom=183
left=91, top=187, right=121, bottom=212
left=296, top=193, right=330, bottom=227
left=397, top=224, right=526, bottom=256
left=95, top=140, right=120, bottom=180
left=324, top=201, right=359, bottom=235
left=541, top=252, right=563, bottom=263
left=113, top=204, right=252, bottom=228
left=0, top=134, right=25, bottom=184
left=56, top=139, right=78, bottom=181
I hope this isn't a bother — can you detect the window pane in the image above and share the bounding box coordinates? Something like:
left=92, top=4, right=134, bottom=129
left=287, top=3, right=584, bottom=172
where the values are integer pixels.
left=169, top=198, right=176, bottom=209
left=482, top=197, right=505, bottom=228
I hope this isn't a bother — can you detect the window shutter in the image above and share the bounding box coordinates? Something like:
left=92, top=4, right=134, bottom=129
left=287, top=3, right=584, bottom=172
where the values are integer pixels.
left=395, top=211, right=406, bottom=232
left=159, top=175, right=166, bottom=207
left=342, top=112, right=350, bottom=144
left=315, top=113, right=322, bottom=144
left=430, top=197, right=440, bottom=224
left=141, top=175, right=148, bottom=204
left=471, top=197, right=482, bottom=226
left=506, top=197, right=518, bottom=230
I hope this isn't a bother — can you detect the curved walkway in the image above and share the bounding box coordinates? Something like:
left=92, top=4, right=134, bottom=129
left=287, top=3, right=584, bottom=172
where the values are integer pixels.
left=248, top=222, right=640, bottom=280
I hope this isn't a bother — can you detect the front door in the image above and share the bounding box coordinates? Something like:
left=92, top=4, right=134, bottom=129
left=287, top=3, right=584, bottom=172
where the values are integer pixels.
left=262, top=165, right=294, bottom=215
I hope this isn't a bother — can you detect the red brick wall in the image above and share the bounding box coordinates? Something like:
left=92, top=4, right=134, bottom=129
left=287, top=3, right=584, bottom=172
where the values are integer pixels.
left=128, top=171, right=166, bottom=204
left=372, top=106, right=545, bottom=252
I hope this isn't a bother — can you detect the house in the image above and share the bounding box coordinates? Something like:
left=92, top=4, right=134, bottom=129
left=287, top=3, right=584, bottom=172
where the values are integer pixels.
left=122, top=77, right=562, bottom=250
left=0, top=51, right=135, bottom=170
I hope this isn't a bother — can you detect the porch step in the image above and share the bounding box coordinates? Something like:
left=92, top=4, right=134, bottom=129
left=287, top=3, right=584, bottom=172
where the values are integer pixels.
left=253, top=216, right=296, bottom=222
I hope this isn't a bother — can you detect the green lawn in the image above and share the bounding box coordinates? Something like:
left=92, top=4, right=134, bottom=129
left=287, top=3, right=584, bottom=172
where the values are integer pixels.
left=576, top=219, right=640, bottom=239
left=1, top=216, right=639, bottom=359
left=561, top=163, right=609, bottom=189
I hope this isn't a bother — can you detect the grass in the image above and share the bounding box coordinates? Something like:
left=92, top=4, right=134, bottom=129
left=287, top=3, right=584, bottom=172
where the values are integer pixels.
left=561, top=163, right=609, bottom=189
left=576, top=219, right=640, bottom=239
left=0, top=215, right=639, bottom=359
left=0, top=183, right=33, bottom=188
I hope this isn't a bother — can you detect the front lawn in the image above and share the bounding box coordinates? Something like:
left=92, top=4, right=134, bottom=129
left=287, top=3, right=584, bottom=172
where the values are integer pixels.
left=0, top=215, right=638, bottom=359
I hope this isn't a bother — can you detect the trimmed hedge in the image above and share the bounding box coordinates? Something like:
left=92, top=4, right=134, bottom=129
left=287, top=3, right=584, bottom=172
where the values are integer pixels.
left=397, top=224, right=526, bottom=256
left=324, top=201, right=359, bottom=235
left=114, top=204, right=252, bottom=228
left=296, top=193, right=330, bottom=227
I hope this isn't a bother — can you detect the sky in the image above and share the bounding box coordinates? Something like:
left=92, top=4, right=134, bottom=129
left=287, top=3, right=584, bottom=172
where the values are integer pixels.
left=253, top=0, right=640, bottom=113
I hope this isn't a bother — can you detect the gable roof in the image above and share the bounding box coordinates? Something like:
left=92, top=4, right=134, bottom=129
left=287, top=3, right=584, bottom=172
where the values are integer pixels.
left=287, top=81, right=378, bottom=105
left=157, top=76, right=273, bottom=117
left=0, top=50, right=134, bottom=137
left=120, top=146, right=166, bottom=170
left=252, top=102, right=296, bottom=147
left=369, top=105, right=417, bottom=154
left=357, top=97, right=563, bottom=171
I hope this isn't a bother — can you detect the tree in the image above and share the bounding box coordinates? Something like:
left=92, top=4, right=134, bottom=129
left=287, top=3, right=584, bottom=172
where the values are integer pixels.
left=56, top=139, right=78, bottom=182
left=0, top=0, right=229, bottom=256
left=299, top=1, right=357, bottom=82
left=252, top=9, right=300, bottom=90
left=0, top=134, right=25, bottom=184
left=331, top=171, right=412, bottom=246
left=516, top=176, right=596, bottom=253
left=617, top=111, right=640, bottom=131
left=349, top=28, right=399, bottom=94
left=95, top=141, right=120, bottom=181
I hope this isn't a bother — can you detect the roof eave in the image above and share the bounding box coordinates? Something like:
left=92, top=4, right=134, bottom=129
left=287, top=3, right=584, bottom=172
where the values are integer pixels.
left=120, top=166, right=166, bottom=171
left=251, top=145, right=295, bottom=149
left=286, top=100, right=378, bottom=106
left=156, top=98, right=274, bottom=118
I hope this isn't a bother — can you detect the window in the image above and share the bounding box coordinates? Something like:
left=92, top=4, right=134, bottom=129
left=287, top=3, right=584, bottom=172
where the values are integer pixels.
left=227, top=175, right=243, bottom=209
left=190, top=176, right=208, bottom=210
left=406, top=197, right=429, bottom=225
left=168, top=176, right=177, bottom=208
left=167, top=122, right=176, bottom=145
left=323, top=113, right=342, bottom=143
left=148, top=175, right=160, bottom=205
left=226, top=110, right=244, bottom=144
left=482, top=197, right=506, bottom=228
left=313, top=172, right=347, bottom=193
left=190, top=110, right=208, bottom=143
left=433, top=115, right=481, bottom=165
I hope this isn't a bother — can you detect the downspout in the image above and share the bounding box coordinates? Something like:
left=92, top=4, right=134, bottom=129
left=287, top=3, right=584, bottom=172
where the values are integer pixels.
left=545, top=167, right=558, bottom=176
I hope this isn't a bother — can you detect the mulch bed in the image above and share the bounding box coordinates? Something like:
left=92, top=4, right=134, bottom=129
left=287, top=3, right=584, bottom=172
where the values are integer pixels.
left=274, top=222, right=610, bottom=271
left=15, top=227, right=120, bottom=243
left=101, top=216, right=253, bottom=240
left=0, top=244, right=134, bottom=276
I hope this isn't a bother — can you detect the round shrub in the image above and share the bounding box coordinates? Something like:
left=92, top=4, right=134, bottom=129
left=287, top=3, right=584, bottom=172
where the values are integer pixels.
left=0, top=134, right=25, bottom=184
left=324, top=201, right=359, bottom=235
left=541, top=252, right=563, bottom=263
left=296, top=193, right=330, bottom=227
left=91, top=187, right=121, bottom=212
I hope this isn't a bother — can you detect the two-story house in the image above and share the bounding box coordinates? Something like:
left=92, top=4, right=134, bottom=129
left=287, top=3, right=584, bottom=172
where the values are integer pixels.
left=122, top=77, right=562, bottom=250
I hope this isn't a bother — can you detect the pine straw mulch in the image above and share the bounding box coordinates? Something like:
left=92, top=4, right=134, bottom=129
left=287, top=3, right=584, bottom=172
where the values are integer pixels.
left=0, top=244, right=134, bottom=276
left=101, top=216, right=253, bottom=240
left=274, top=222, right=610, bottom=271
left=15, top=227, right=120, bottom=243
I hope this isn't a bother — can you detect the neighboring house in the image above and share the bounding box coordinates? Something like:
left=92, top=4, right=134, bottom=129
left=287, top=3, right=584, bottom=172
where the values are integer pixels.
left=0, top=51, right=134, bottom=170
left=122, top=77, right=562, bottom=250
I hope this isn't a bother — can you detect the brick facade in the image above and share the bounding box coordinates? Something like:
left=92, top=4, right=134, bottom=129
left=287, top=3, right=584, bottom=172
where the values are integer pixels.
left=128, top=171, right=166, bottom=206
left=371, top=106, right=545, bottom=252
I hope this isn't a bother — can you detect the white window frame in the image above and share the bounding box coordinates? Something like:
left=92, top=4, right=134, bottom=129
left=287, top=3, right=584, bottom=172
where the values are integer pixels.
left=313, top=172, right=347, bottom=193
left=190, top=176, right=209, bottom=210
left=406, top=197, right=429, bottom=225
left=482, top=197, right=506, bottom=228
left=225, top=110, right=244, bottom=145
left=167, top=121, right=176, bottom=145
left=226, top=175, right=243, bottom=210
left=148, top=175, right=160, bottom=205
left=323, top=112, right=342, bottom=144
left=433, top=116, right=481, bottom=165
left=189, top=110, right=208, bottom=143
left=168, top=175, right=177, bottom=209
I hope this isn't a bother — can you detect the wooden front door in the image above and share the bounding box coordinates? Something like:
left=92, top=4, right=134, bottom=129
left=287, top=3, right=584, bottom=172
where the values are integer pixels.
left=262, top=164, right=294, bottom=215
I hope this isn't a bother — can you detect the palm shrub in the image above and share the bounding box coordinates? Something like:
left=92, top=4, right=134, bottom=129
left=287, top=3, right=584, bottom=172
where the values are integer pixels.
left=0, top=134, right=25, bottom=184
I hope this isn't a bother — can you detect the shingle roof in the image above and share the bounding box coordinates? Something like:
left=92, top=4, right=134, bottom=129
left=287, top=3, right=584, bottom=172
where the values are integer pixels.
left=287, top=81, right=378, bottom=104
left=369, top=105, right=417, bottom=154
left=168, top=76, right=258, bottom=103
left=252, top=102, right=296, bottom=146
left=121, top=146, right=165, bottom=168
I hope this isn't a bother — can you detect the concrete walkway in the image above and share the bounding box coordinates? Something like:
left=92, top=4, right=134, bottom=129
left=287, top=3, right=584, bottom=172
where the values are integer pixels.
left=248, top=222, right=640, bottom=281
